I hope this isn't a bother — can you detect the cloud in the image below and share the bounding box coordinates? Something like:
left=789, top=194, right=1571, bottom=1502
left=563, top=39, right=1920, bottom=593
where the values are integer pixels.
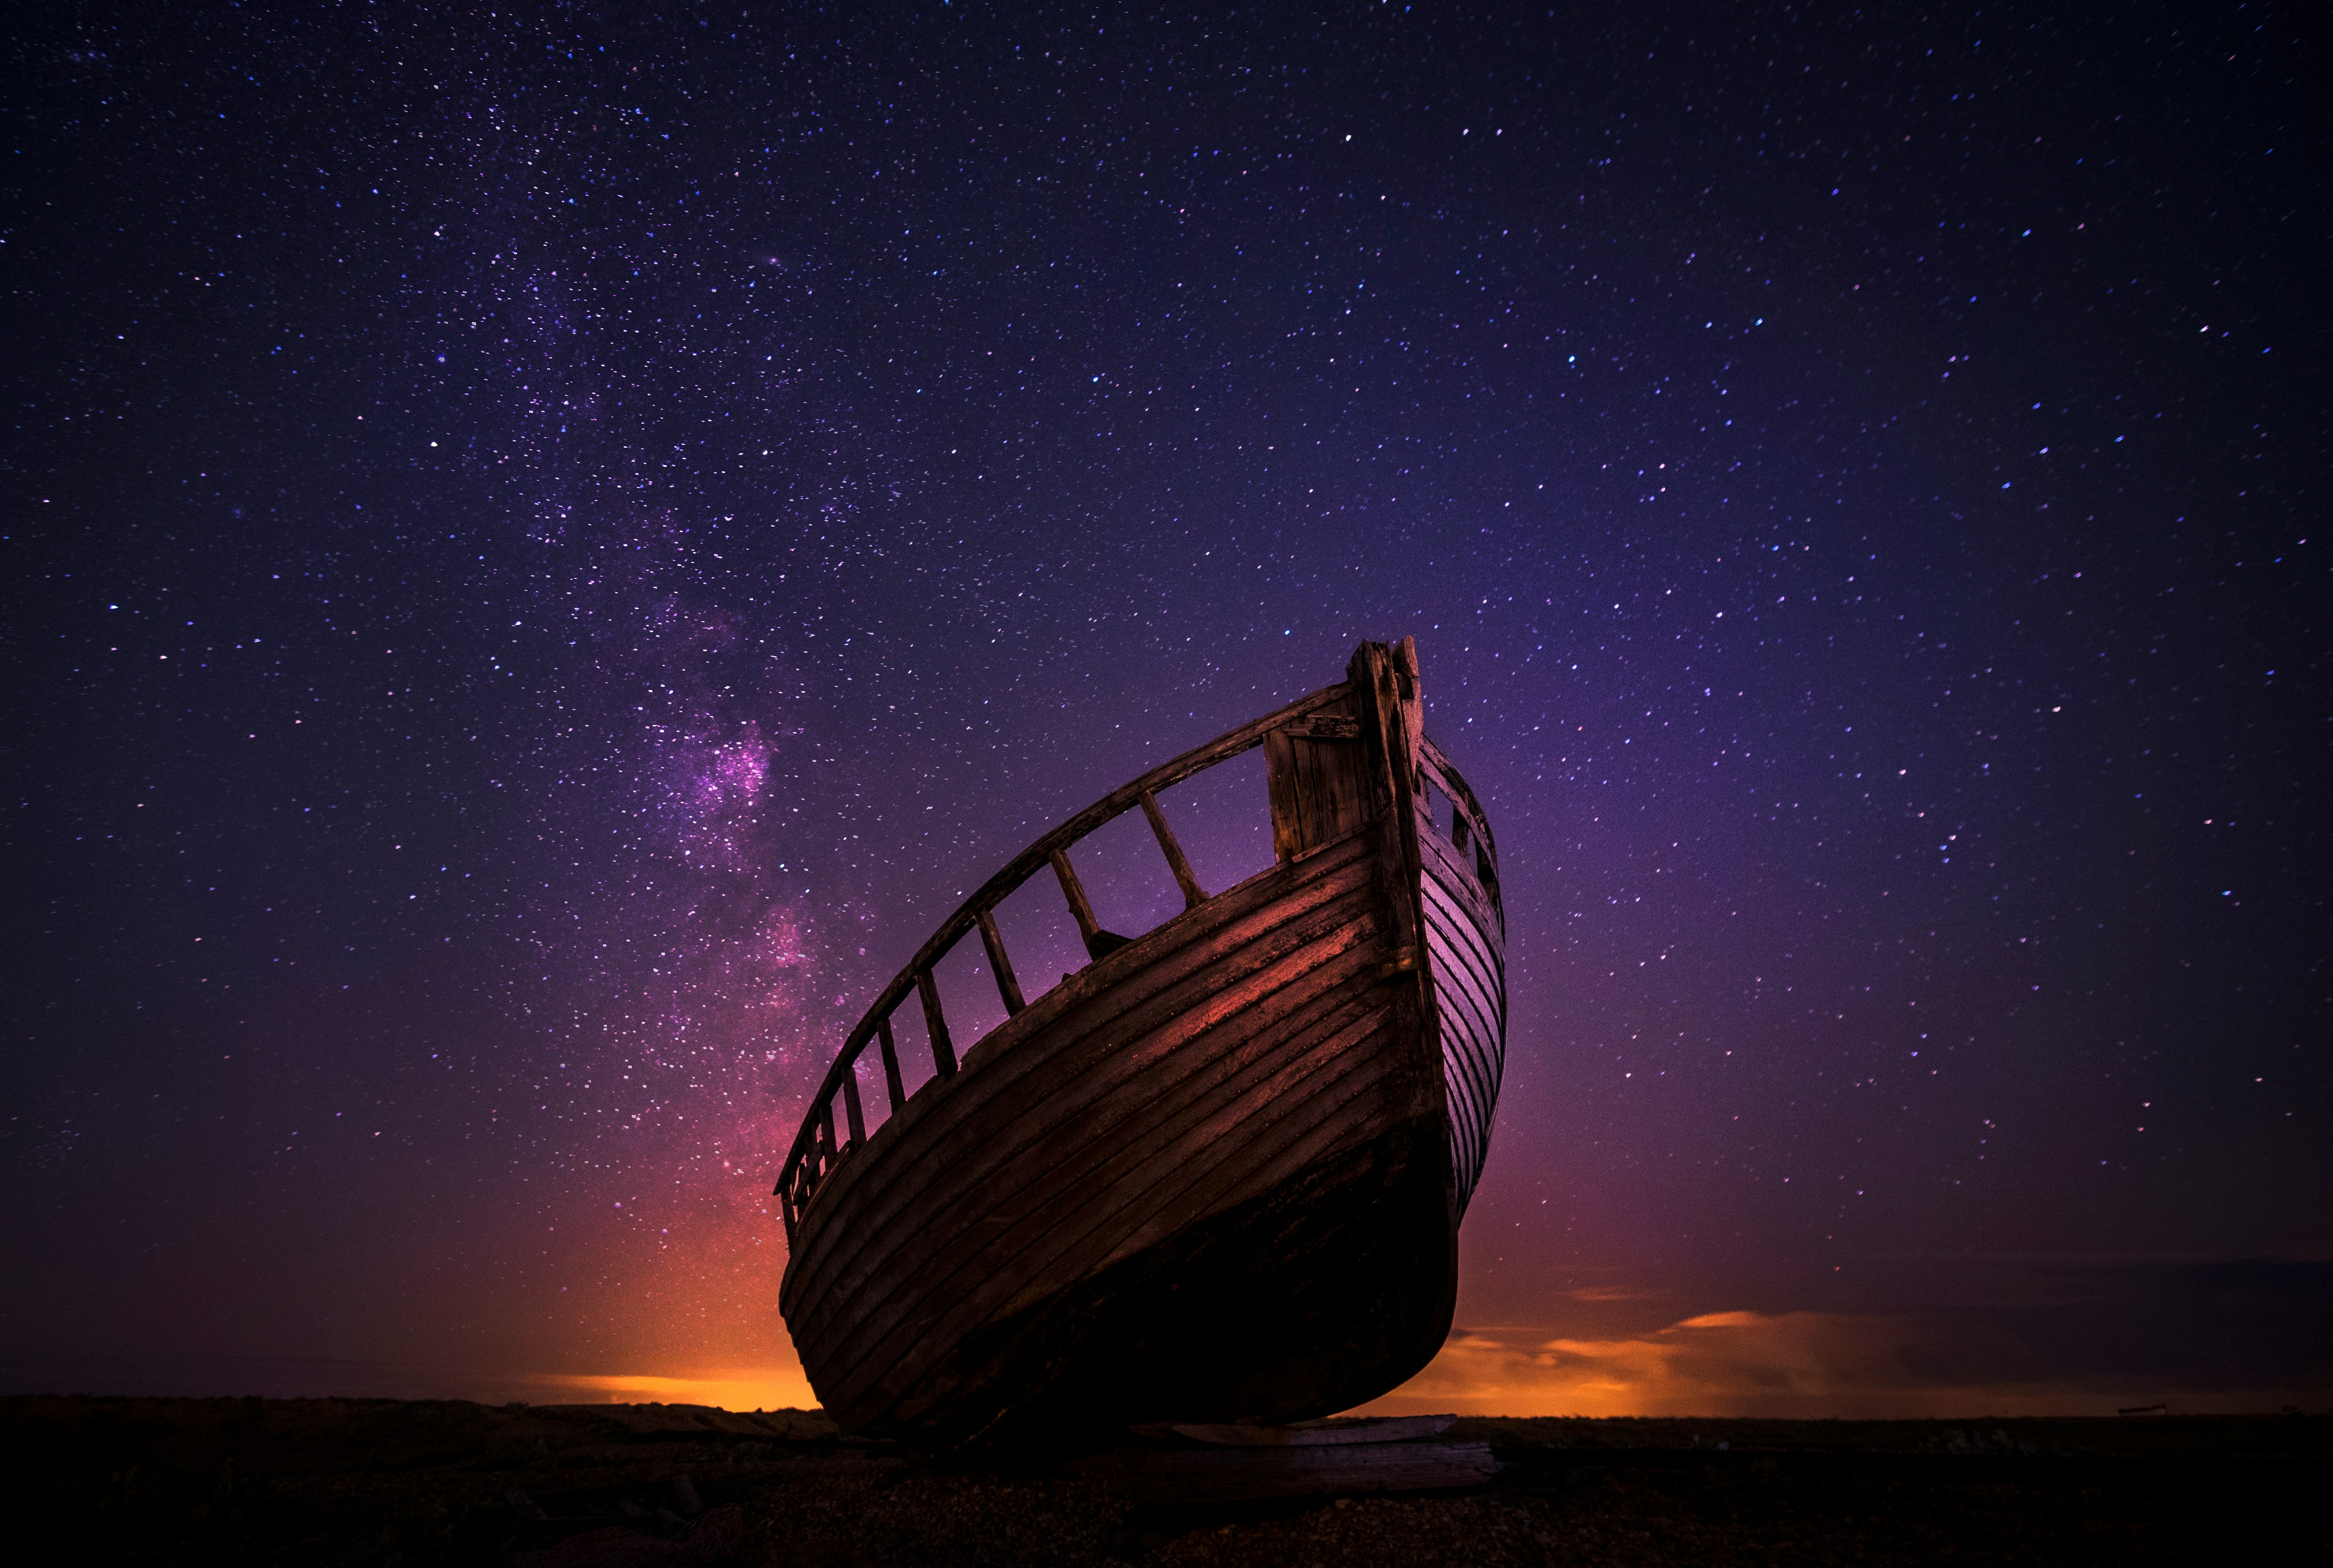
left=1357, top=1292, right=2331, bottom=1419
left=1358, top=1310, right=1983, bottom=1418
left=1559, top=1286, right=1669, bottom=1303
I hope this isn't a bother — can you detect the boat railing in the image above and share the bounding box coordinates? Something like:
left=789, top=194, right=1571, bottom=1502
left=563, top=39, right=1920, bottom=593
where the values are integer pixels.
left=1417, top=735, right=1503, bottom=924
left=775, top=677, right=1353, bottom=1242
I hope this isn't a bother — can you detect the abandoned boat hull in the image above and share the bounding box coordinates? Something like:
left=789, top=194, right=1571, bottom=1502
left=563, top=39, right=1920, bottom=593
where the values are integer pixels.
left=775, top=640, right=1505, bottom=1444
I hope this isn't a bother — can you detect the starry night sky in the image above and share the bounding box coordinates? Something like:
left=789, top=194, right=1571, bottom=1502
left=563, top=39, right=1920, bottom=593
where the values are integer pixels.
left=7, top=2, right=2326, bottom=1416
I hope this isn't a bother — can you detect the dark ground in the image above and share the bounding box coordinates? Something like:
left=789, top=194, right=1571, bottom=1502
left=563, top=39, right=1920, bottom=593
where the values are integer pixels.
left=3, top=1396, right=2322, bottom=1566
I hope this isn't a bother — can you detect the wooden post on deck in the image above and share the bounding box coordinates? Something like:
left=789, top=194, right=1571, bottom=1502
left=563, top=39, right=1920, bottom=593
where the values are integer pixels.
left=916, top=968, right=957, bottom=1077
left=877, top=1014, right=906, bottom=1112
left=1140, top=790, right=1209, bottom=909
left=841, top=1062, right=866, bottom=1146
left=976, top=908, right=1026, bottom=1015
left=1050, top=848, right=1126, bottom=960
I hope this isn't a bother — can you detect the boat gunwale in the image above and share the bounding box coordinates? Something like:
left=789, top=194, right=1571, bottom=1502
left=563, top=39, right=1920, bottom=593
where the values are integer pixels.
left=1418, top=735, right=1499, bottom=867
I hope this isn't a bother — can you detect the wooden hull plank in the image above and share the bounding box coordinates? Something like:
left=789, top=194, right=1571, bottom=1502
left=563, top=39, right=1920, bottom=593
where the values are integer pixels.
left=1416, top=809, right=1507, bottom=1212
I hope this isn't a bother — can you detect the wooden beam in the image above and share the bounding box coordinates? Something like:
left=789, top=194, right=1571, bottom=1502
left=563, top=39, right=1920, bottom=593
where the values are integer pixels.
left=841, top=1059, right=866, bottom=1146
left=1348, top=639, right=1440, bottom=1135
left=916, top=968, right=957, bottom=1077
left=1420, top=735, right=1497, bottom=867
left=1050, top=848, right=1128, bottom=959
left=877, top=1014, right=906, bottom=1113
left=1050, top=848, right=1101, bottom=945
left=1262, top=730, right=1299, bottom=863
left=975, top=908, right=1025, bottom=1015
left=1282, top=714, right=1361, bottom=740
left=1139, top=789, right=1209, bottom=910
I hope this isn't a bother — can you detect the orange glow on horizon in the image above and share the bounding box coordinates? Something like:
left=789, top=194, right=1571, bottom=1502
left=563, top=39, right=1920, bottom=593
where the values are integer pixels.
left=523, top=1365, right=818, bottom=1412
left=1347, top=1308, right=2292, bottom=1421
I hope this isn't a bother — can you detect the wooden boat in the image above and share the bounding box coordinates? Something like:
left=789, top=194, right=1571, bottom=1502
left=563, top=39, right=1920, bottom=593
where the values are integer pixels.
left=773, top=638, right=1506, bottom=1446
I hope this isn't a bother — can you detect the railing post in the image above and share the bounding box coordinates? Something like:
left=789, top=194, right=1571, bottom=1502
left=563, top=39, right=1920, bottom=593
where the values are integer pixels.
left=975, top=908, right=1026, bottom=1016
left=1049, top=848, right=1126, bottom=960
left=877, top=1014, right=906, bottom=1112
left=916, top=968, right=957, bottom=1077
left=1139, top=790, right=1208, bottom=910
left=1049, top=848, right=1102, bottom=948
left=840, top=1060, right=866, bottom=1146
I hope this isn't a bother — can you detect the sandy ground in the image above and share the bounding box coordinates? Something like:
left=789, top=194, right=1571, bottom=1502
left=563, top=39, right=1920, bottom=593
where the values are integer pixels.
left=3, top=1396, right=2322, bottom=1566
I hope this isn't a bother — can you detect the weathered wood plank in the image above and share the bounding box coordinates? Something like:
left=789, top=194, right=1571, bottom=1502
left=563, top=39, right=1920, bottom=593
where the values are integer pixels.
left=1347, top=641, right=1441, bottom=1137
left=975, top=908, right=1025, bottom=1016
left=1420, top=890, right=1503, bottom=1211
left=841, top=1063, right=866, bottom=1147
left=1421, top=894, right=1503, bottom=1117
left=1049, top=847, right=1129, bottom=960
left=877, top=1015, right=906, bottom=1113
left=1263, top=730, right=1301, bottom=864
left=1282, top=714, right=1363, bottom=740
left=1420, top=733, right=1497, bottom=865
left=1424, top=916, right=1500, bottom=1043
left=1267, top=694, right=1370, bottom=863
left=916, top=969, right=956, bottom=1078
left=1422, top=893, right=1503, bottom=1057
left=1420, top=834, right=1504, bottom=962
left=829, top=933, right=1393, bottom=1335
left=1139, top=789, right=1208, bottom=910
left=1419, top=814, right=1505, bottom=943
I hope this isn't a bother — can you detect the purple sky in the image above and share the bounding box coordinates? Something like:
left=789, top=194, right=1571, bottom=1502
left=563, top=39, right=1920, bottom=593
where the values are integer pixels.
left=6, top=1, right=2325, bottom=1416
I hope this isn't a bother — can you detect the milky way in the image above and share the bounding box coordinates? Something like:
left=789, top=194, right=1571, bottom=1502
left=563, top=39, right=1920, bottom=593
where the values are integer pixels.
left=7, top=2, right=2326, bottom=1413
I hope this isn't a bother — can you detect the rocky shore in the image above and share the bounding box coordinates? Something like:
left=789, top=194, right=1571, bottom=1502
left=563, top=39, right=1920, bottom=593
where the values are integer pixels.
left=3, top=1396, right=2321, bottom=1565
